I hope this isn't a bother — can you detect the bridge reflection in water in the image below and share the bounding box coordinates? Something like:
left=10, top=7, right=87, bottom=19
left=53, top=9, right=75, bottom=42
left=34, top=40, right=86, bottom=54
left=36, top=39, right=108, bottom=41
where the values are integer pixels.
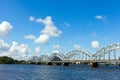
left=30, top=43, right=120, bottom=67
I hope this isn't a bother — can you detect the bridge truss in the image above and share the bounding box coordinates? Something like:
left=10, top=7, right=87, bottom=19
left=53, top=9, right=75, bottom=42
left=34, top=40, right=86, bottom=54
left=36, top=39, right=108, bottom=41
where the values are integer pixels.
left=92, top=43, right=120, bottom=61
left=30, top=43, right=120, bottom=62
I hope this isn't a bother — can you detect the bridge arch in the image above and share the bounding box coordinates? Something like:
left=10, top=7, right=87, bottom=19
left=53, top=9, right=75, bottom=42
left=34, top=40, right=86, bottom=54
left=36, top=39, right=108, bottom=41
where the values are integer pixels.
left=93, top=43, right=120, bottom=60
left=30, top=56, right=39, bottom=62
left=39, top=55, right=50, bottom=61
left=49, top=52, right=66, bottom=61
left=66, top=49, right=92, bottom=60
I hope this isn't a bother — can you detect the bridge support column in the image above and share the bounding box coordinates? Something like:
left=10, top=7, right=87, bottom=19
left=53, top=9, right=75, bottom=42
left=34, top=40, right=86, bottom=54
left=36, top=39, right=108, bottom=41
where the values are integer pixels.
left=47, top=62, right=52, bottom=65
left=99, top=55, right=100, bottom=60
left=30, top=62, right=36, bottom=64
left=108, top=51, right=110, bottom=60
left=37, top=62, right=41, bottom=65
left=114, top=50, right=116, bottom=60
left=90, top=62, right=99, bottom=68
left=107, top=51, right=111, bottom=65
left=62, top=62, right=69, bottom=66
left=114, top=50, right=117, bottom=65
left=56, top=63, right=62, bottom=65
left=103, top=52, right=105, bottom=60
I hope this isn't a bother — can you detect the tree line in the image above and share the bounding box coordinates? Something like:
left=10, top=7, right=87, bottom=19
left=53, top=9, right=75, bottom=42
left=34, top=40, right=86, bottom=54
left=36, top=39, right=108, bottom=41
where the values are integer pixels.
left=0, top=56, right=29, bottom=64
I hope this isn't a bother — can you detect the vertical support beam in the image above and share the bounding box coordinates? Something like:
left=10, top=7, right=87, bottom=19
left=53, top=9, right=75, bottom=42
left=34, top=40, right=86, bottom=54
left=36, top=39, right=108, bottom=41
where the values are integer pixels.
left=80, top=53, right=81, bottom=60
left=95, top=56, right=97, bottom=60
left=103, top=52, right=105, bottom=60
left=119, top=50, right=120, bottom=65
left=74, top=54, right=75, bottom=60
left=96, top=56, right=98, bottom=60
left=119, top=49, right=120, bottom=59
left=82, top=53, right=84, bottom=60
left=114, top=50, right=116, bottom=60
left=114, top=49, right=117, bottom=65
left=108, top=51, right=110, bottom=65
left=99, top=52, right=101, bottom=60
left=83, top=54, right=85, bottom=60
left=98, top=53, right=100, bottom=60
left=85, top=56, right=87, bottom=61
left=108, top=51, right=110, bottom=61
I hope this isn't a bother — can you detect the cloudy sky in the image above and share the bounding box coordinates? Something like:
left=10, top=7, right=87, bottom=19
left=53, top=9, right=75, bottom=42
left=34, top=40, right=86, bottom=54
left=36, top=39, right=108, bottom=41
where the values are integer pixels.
left=0, top=0, right=120, bottom=60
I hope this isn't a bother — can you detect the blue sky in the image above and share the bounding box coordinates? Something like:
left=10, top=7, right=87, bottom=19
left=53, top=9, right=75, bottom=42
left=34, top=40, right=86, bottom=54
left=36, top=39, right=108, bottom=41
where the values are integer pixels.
left=0, top=0, right=120, bottom=60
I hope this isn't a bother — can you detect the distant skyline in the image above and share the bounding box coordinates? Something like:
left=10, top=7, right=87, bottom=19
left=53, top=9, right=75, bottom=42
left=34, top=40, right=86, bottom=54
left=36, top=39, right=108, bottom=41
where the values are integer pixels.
left=0, top=0, right=120, bottom=60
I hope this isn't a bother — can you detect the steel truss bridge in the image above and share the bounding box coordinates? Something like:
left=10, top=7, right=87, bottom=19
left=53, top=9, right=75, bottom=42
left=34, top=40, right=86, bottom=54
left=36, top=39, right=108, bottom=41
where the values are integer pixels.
left=31, top=43, right=120, bottom=65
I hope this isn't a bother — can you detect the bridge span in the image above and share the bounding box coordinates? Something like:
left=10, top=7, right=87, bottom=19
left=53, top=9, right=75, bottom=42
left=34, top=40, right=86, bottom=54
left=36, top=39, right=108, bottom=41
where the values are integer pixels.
left=30, top=43, right=120, bottom=67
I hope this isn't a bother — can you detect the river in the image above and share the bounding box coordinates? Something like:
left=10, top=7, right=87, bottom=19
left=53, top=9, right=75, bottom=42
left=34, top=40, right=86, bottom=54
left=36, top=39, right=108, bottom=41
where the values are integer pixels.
left=0, top=64, right=120, bottom=80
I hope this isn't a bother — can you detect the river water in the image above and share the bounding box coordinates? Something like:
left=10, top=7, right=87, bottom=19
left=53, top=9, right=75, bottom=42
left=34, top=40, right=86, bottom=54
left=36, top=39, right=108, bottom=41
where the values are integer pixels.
left=0, top=64, right=120, bottom=80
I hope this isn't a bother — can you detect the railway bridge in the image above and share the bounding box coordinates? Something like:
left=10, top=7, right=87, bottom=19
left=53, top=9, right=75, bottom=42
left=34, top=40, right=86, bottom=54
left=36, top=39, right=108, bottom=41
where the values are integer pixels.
left=30, top=43, right=120, bottom=67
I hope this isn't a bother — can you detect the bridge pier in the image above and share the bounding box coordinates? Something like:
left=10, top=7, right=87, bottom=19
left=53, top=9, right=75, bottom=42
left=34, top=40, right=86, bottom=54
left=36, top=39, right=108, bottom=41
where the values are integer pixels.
left=37, top=62, right=41, bottom=65
left=46, top=62, right=69, bottom=66
left=30, top=62, right=36, bottom=64
left=56, top=63, right=62, bottom=65
left=47, top=62, right=52, bottom=65
left=62, top=62, right=69, bottom=66
left=106, top=64, right=109, bottom=66
left=90, top=62, right=99, bottom=68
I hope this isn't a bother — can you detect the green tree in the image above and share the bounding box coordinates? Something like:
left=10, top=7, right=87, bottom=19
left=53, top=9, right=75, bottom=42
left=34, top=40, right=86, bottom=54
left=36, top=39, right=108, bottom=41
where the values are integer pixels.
left=0, top=56, right=14, bottom=64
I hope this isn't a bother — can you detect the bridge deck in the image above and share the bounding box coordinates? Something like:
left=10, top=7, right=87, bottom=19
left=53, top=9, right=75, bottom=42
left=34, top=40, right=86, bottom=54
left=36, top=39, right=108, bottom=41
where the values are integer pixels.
left=39, top=60, right=120, bottom=63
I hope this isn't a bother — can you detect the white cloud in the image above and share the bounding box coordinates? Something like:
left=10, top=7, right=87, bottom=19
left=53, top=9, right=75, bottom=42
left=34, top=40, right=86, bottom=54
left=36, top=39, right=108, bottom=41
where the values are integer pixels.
left=0, top=51, right=10, bottom=57
left=34, top=34, right=50, bottom=44
left=33, top=16, right=62, bottom=44
left=103, top=36, right=109, bottom=40
left=64, top=22, right=70, bottom=27
left=74, top=44, right=81, bottom=50
left=9, top=41, right=18, bottom=54
left=95, top=15, right=107, bottom=22
left=53, top=45, right=60, bottom=49
left=89, top=32, right=97, bottom=38
left=41, top=25, right=62, bottom=37
left=24, top=34, right=36, bottom=40
left=0, top=21, right=12, bottom=36
left=60, top=22, right=70, bottom=29
left=0, top=40, right=30, bottom=60
left=52, top=50, right=60, bottom=53
left=12, top=54, right=30, bottom=60
left=38, top=16, right=62, bottom=37
left=29, top=16, right=35, bottom=21
left=29, top=16, right=62, bottom=44
left=9, top=41, right=29, bottom=54
left=19, top=44, right=29, bottom=54
left=77, top=37, right=86, bottom=40
left=91, top=41, right=100, bottom=48
left=0, top=39, right=10, bottom=51
left=36, top=18, right=43, bottom=23
left=95, top=15, right=103, bottom=19
left=35, top=46, right=41, bottom=53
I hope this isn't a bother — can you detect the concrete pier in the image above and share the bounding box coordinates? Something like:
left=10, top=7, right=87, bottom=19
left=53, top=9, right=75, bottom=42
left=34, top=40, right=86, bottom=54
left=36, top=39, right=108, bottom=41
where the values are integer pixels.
left=56, top=63, right=62, bottom=65
left=37, top=62, right=41, bottom=65
left=47, top=62, right=52, bottom=65
left=62, top=62, right=69, bottom=66
left=90, top=62, right=99, bottom=68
